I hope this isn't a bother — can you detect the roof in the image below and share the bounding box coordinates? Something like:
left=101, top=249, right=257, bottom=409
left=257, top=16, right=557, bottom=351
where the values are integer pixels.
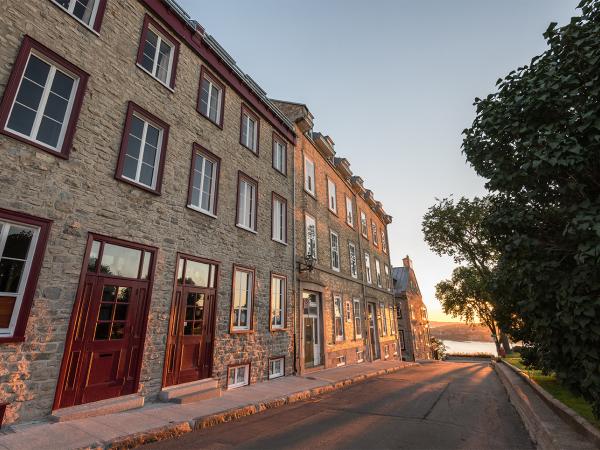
left=392, top=266, right=421, bottom=296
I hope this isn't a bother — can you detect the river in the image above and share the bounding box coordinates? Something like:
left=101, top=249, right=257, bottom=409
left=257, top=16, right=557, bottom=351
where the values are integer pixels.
left=443, top=340, right=498, bottom=355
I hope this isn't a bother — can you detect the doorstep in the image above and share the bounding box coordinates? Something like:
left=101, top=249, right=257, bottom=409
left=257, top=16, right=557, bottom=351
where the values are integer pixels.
left=50, top=394, right=144, bottom=423
left=158, top=378, right=221, bottom=404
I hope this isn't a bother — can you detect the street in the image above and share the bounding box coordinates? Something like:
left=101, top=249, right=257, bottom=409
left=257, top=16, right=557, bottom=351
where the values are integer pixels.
left=145, top=361, right=533, bottom=450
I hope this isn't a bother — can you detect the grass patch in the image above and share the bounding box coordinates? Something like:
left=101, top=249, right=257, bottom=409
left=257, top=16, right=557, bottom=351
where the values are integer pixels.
left=503, top=353, right=600, bottom=430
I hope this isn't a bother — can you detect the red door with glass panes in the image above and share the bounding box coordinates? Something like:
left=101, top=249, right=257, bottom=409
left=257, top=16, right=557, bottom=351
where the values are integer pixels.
left=55, top=236, right=155, bottom=409
left=163, top=255, right=218, bottom=387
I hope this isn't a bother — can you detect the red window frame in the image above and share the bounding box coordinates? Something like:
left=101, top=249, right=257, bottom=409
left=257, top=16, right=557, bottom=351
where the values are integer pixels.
left=197, top=66, right=226, bottom=128
left=49, top=0, right=108, bottom=33
left=115, top=101, right=170, bottom=195
left=229, top=264, right=256, bottom=334
left=272, top=132, right=287, bottom=176
left=269, top=272, right=287, bottom=332
left=0, top=208, right=52, bottom=344
left=271, top=192, right=288, bottom=244
left=186, top=143, right=221, bottom=217
left=239, top=104, right=260, bottom=155
left=136, top=14, right=180, bottom=90
left=235, top=171, right=258, bottom=233
left=0, top=35, right=89, bottom=159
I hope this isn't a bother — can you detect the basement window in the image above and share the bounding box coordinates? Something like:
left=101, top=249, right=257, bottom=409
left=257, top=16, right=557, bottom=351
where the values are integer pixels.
left=269, top=357, right=284, bottom=379
left=336, top=355, right=346, bottom=367
left=227, top=364, right=249, bottom=389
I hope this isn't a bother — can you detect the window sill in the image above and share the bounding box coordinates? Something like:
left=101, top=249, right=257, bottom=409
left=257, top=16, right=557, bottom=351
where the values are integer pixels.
left=272, top=166, right=287, bottom=177
left=187, top=204, right=217, bottom=219
left=332, top=267, right=340, bottom=273
left=236, top=224, right=257, bottom=234
left=304, top=189, right=317, bottom=200
left=230, top=329, right=254, bottom=335
left=328, top=208, right=338, bottom=216
left=136, top=63, right=175, bottom=92
left=272, top=238, right=288, bottom=246
left=116, top=175, right=161, bottom=195
left=270, top=327, right=288, bottom=332
left=1, top=128, right=69, bottom=159
left=240, top=142, right=259, bottom=156
left=197, top=109, right=223, bottom=129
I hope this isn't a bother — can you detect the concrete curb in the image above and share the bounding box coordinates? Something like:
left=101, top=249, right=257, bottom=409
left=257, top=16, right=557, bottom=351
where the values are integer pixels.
left=84, top=363, right=417, bottom=450
left=501, top=360, right=600, bottom=447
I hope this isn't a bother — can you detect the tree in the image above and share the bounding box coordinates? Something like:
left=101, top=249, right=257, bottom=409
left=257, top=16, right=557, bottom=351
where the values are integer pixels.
left=436, top=266, right=502, bottom=354
left=462, top=0, right=600, bottom=416
left=430, top=337, right=447, bottom=360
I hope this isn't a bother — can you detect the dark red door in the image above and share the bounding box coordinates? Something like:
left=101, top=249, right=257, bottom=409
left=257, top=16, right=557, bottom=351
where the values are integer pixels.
left=56, top=236, right=155, bottom=409
left=164, top=255, right=218, bottom=387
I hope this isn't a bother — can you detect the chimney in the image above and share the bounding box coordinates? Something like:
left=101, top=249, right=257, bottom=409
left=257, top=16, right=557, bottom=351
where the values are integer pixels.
left=403, top=255, right=413, bottom=269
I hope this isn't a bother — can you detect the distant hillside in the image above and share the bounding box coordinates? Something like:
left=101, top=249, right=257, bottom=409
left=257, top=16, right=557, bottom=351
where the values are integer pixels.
left=429, top=321, right=492, bottom=342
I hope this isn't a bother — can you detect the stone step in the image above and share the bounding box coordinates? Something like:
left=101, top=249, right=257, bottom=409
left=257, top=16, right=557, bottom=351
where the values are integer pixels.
left=159, top=378, right=220, bottom=402
left=169, top=386, right=221, bottom=404
left=50, top=394, right=144, bottom=422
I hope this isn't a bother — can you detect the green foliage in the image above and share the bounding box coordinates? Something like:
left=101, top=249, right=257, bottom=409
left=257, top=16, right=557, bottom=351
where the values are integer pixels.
left=462, top=0, right=600, bottom=417
left=430, top=337, right=447, bottom=360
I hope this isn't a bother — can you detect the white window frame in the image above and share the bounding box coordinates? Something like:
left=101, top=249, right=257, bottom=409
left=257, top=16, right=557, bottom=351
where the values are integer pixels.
left=227, top=364, right=249, bottom=389
left=270, top=275, right=286, bottom=330
left=384, top=264, right=391, bottom=291
left=364, top=253, right=372, bottom=284
left=5, top=51, right=79, bottom=153
left=327, top=178, right=337, bottom=213
left=304, top=156, right=315, bottom=196
left=348, top=242, right=358, bottom=279
left=232, top=267, right=253, bottom=331
left=52, top=0, right=101, bottom=31
left=188, top=151, right=218, bottom=216
left=272, top=195, right=287, bottom=244
left=381, top=301, right=388, bottom=336
left=356, top=348, right=364, bottom=363
left=353, top=298, right=362, bottom=339
left=273, top=138, right=286, bottom=174
left=199, top=73, right=223, bottom=124
left=360, top=211, right=368, bottom=238
left=139, top=25, right=175, bottom=88
left=237, top=177, right=257, bottom=232
left=0, top=221, right=40, bottom=337
left=375, top=259, right=382, bottom=287
left=333, top=294, right=344, bottom=342
left=269, top=357, right=285, bottom=379
left=382, top=230, right=388, bottom=254
left=336, top=355, right=346, bottom=367
left=305, top=214, right=317, bottom=259
left=330, top=230, right=340, bottom=272
left=372, top=221, right=379, bottom=246
left=122, top=113, right=163, bottom=190
left=389, top=305, right=396, bottom=335
left=241, top=111, right=258, bottom=152
left=345, top=196, right=354, bottom=227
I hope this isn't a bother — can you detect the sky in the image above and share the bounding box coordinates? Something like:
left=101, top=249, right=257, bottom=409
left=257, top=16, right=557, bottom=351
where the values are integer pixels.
left=179, top=0, right=581, bottom=322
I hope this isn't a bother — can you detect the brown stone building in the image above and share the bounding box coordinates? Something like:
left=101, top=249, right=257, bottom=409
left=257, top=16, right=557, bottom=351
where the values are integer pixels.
left=393, top=256, right=432, bottom=361
left=273, top=100, right=399, bottom=373
left=0, top=0, right=297, bottom=424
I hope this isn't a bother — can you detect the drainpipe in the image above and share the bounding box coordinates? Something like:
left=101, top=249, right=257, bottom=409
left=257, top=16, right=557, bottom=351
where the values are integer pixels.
left=292, top=135, right=298, bottom=375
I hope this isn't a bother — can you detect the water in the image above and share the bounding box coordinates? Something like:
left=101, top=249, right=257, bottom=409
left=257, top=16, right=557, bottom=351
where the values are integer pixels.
left=443, top=340, right=497, bottom=355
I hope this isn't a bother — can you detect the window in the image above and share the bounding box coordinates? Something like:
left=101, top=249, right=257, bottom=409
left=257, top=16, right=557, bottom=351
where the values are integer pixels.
left=0, top=37, right=89, bottom=158
left=377, top=305, right=383, bottom=337
left=272, top=134, right=287, bottom=175
left=269, top=357, right=284, bottom=379
left=348, top=242, right=358, bottom=279
left=381, top=301, right=388, bottom=336
left=389, top=305, right=396, bottom=335
left=397, top=305, right=403, bottom=320
left=384, top=344, right=390, bottom=359
left=381, top=230, right=388, bottom=254
left=137, top=16, right=178, bottom=88
left=304, top=156, right=315, bottom=196
left=364, top=253, right=372, bottom=284
left=399, top=330, right=406, bottom=350
left=353, top=298, right=362, bottom=338
left=227, top=364, right=249, bottom=389
left=52, top=0, right=105, bottom=32
left=270, top=274, right=286, bottom=330
left=197, top=67, right=224, bottom=126
left=345, top=300, right=352, bottom=322
left=187, top=145, right=219, bottom=216
left=330, top=231, right=340, bottom=272
left=333, top=295, right=344, bottom=341
left=236, top=173, right=257, bottom=232
left=0, top=209, right=51, bottom=341
left=305, top=214, right=317, bottom=259
left=240, top=106, right=259, bottom=153
left=360, top=211, right=368, bottom=238
left=336, top=355, right=346, bottom=367
left=327, top=179, right=337, bottom=213
left=356, top=349, right=364, bottom=363
left=116, top=102, right=168, bottom=194
left=393, top=342, right=398, bottom=356
left=231, top=266, right=254, bottom=331
left=345, top=196, right=354, bottom=227
left=384, top=264, right=391, bottom=290
left=375, top=259, right=382, bottom=287
left=371, top=221, right=379, bottom=246
left=271, top=194, right=287, bottom=244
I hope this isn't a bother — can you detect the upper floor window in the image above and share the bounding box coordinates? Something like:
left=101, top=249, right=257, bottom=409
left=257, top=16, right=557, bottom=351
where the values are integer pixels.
left=375, top=259, right=382, bottom=287
left=240, top=106, right=259, bottom=153
left=236, top=173, right=257, bottom=232
left=384, top=264, right=391, bottom=291
left=0, top=209, right=51, bottom=342
left=272, top=134, right=287, bottom=175
left=371, top=221, right=379, bottom=246
left=327, top=179, right=337, bottom=213
left=198, top=68, right=224, bottom=127
left=272, top=194, right=287, bottom=244
left=304, top=156, right=315, bottom=196
left=382, top=230, right=387, bottom=254
left=348, top=242, right=358, bottom=279
left=305, top=214, right=317, bottom=259
left=333, top=295, right=344, bottom=341
left=270, top=274, right=286, bottom=330
left=137, top=16, right=179, bottom=89
left=52, top=0, right=106, bottom=32
left=330, top=230, right=340, bottom=272
left=389, top=305, right=396, bottom=335
left=345, top=196, right=354, bottom=227
left=364, top=253, right=372, bottom=284
left=187, top=144, right=219, bottom=216
left=380, top=301, right=388, bottom=336
left=360, top=211, right=368, bottom=239
left=0, top=37, right=89, bottom=158
left=353, top=298, right=362, bottom=339
left=231, top=266, right=254, bottom=332
left=116, top=102, right=168, bottom=194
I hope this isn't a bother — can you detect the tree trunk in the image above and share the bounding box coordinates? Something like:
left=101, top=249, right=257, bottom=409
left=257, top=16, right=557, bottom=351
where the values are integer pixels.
left=500, top=333, right=511, bottom=354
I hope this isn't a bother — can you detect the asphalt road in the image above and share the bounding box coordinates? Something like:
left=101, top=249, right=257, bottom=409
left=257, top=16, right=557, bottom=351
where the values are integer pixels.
left=145, top=361, right=533, bottom=450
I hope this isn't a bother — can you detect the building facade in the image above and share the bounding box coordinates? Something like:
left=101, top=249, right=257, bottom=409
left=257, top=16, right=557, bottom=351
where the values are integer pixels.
left=0, top=0, right=297, bottom=424
left=273, top=101, right=400, bottom=373
left=393, top=256, right=432, bottom=361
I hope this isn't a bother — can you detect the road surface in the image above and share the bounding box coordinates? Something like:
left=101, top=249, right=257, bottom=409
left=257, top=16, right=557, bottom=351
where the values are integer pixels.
left=145, top=360, right=533, bottom=449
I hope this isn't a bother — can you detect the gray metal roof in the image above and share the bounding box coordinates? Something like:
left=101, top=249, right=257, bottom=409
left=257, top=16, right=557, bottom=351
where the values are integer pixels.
left=392, top=266, right=410, bottom=294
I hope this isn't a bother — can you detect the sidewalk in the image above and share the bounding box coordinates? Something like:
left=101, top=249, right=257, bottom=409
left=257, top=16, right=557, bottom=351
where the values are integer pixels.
left=0, top=360, right=415, bottom=450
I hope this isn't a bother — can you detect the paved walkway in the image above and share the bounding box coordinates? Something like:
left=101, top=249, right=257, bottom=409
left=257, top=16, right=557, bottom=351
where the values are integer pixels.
left=0, top=360, right=412, bottom=450
left=146, top=360, right=534, bottom=450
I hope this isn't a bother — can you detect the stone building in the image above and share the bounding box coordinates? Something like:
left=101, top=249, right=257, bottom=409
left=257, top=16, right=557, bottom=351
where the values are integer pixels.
left=273, top=100, right=400, bottom=373
left=393, top=256, right=432, bottom=361
left=0, top=0, right=297, bottom=424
